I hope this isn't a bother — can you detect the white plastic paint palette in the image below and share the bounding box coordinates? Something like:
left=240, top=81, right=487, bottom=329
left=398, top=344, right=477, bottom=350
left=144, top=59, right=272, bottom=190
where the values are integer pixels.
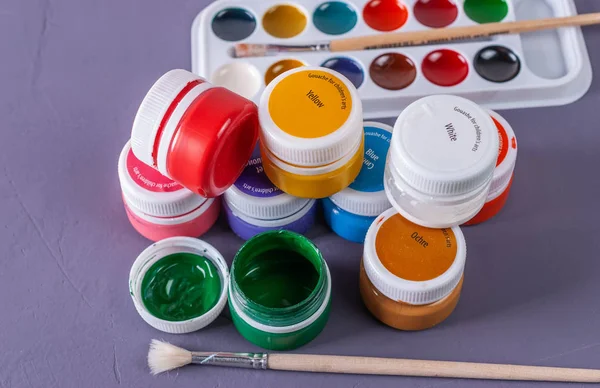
left=192, top=0, right=592, bottom=119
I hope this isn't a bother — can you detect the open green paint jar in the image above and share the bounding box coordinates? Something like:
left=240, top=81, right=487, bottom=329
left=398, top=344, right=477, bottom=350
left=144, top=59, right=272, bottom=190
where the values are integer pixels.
left=229, top=230, right=331, bottom=350
left=129, top=237, right=229, bottom=334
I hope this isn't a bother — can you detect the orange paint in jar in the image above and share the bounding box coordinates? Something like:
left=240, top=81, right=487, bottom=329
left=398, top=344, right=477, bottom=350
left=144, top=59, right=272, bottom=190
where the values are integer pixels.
left=360, top=209, right=466, bottom=331
left=464, top=110, right=517, bottom=225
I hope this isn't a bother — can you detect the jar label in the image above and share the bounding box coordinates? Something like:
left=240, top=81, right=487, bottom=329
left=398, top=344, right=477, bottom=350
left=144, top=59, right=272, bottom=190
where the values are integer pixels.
left=349, top=125, right=391, bottom=192
left=398, top=98, right=496, bottom=172
left=268, top=70, right=353, bottom=138
left=492, top=116, right=516, bottom=167
left=375, top=214, right=457, bottom=281
left=126, top=149, right=182, bottom=193
left=234, top=146, right=282, bottom=198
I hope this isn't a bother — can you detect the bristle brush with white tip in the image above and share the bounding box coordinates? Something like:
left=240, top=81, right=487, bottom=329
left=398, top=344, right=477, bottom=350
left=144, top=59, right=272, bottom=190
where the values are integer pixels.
left=230, top=13, right=600, bottom=58
left=148, top=340, right=600, bottom=383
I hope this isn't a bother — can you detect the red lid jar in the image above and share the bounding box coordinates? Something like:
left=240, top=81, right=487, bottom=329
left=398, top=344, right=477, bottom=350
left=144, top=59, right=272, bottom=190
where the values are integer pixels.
left=464, top=110, right=518, bottom=225
left=130, top=69, right=259, bottom=197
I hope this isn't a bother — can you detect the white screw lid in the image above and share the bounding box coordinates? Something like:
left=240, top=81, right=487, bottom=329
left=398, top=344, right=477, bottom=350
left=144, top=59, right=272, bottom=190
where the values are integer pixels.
left=224, top=186, right=312, bottom=221
left=223, top=146, right=312, bottom=219
left=330, top=190, right=391, bottom=218
left=390, top=95, right=499, bottom=196
left=259, top=67, right=363, bottom=167
left=363, top=208, right=466, bottom=305
left=118, top=141, right=207, bottom=217
left=129, top=237, right=229, bottom=334
left=488, top=110, right=518, bottom=198
left=330, top=122, right=393, bottom=217
left=130, top=69, right=204, bottom=169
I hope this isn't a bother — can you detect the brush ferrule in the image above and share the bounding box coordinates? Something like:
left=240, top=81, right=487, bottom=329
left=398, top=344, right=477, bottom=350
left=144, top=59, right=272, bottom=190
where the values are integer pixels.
left=191, top=352, right=268, bottom=370
left=275, top=42, right=330, bottom=53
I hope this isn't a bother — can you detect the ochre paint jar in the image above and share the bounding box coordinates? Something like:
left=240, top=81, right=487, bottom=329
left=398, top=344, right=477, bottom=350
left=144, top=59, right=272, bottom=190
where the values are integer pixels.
left=259, top=67, right=364, bottom=199
left=464, top=110, right=517, bottom=225
left=323, top=122, right=392, bottom=243
left=385, top=95, right=499, bottom=228
left=360, top=208, right=466, bottom=331
left=129, top=237, right=229, bottom=333
left=229, top=230, right=331, bottom=350
left=224, top=146, right=317, bottom=240
left=131, top=69, right=259, bottom=198
left=118, top=142, right=220, bottom=241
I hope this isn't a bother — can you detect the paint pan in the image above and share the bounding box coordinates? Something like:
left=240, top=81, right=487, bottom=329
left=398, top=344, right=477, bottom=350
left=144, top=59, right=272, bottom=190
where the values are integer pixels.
left=192, top=0, right=592, bottom=118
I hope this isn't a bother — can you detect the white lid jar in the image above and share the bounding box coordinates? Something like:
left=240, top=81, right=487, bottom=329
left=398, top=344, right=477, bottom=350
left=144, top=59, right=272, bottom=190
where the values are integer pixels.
left=385, top=95, right=499, bottom=228
left=258, top=67, right=364, bottom=199
left=361, top=208, right=467, bottom=330
left=118, top=142, right=220, bottom=241
left=323, top=122, right=393, bottom=243
left=223, top=146, right=317, bottom=240
left=465, top=110, right=518, bottom=225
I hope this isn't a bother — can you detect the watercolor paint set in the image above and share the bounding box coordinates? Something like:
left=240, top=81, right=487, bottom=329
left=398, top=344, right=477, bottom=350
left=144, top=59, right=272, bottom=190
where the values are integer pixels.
left=191, top=0, right=592, bottom=118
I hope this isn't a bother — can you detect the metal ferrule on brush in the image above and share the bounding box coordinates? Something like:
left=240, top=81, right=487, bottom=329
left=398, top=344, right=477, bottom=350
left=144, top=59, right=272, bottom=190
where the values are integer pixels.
left=191, top=352, right=268, bottom=369
left=232, top=42, right=330, bottom=58
left=271, top=42, right=331, bottom=54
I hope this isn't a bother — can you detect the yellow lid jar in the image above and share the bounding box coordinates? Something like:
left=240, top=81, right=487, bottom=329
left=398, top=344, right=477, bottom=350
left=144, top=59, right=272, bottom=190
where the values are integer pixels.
left=258, top=67, right=364, bottom=199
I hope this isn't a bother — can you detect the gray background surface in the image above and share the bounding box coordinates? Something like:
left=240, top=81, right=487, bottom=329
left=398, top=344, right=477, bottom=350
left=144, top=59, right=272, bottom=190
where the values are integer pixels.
left=1, top=0, right=600, bottom=387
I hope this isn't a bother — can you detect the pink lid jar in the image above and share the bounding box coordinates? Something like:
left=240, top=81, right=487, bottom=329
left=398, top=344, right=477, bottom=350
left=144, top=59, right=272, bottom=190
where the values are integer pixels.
left=118, top=142, right=220, bottom=241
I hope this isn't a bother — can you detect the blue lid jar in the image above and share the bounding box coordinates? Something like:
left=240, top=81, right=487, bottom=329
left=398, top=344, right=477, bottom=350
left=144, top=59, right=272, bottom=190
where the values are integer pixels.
left=323, top=122, right=393, bottom=243
left=224, top=146, right=317, bottom=240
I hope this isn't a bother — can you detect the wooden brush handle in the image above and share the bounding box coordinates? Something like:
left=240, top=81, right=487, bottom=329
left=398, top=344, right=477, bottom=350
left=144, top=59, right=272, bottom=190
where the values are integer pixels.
left=268, top=354, right=600, bottom=383
left=330, top=13, right=600, bottom=52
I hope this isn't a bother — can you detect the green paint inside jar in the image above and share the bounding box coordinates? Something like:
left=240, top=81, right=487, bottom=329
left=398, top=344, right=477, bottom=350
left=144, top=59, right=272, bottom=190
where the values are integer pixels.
left=237, top=249, right=318, bottom=309
left=229, top=231, right=331, bottom=350
left=141, top=252, right=221, bottom=322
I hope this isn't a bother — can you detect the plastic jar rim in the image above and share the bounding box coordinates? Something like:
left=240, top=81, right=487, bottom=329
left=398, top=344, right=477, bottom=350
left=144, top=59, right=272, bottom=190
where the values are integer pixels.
left=129, top=237, right=229, bottom=333
left=124, top=196, right=218, bottom=226
left=223, top=183, right=313, bottom=221
left=229, top=230, right=330, bottom=327
left=224, top=197, right=317, bottom=228
left=386, top=158, right=493, bottom=204
left=260, top=135, right=363, bottom=176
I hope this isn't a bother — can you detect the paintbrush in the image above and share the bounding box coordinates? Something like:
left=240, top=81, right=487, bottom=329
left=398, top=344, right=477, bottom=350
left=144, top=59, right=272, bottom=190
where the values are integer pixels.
left=230, top=12, right=600, bottom=58
left=148, top=340, right=600, bottom=383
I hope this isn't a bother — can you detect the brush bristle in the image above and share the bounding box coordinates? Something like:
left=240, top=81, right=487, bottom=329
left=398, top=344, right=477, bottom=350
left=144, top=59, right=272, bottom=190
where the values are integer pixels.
left=231, top=44, right=269, bottom=58
left=148, top=340, right=193, bottom=375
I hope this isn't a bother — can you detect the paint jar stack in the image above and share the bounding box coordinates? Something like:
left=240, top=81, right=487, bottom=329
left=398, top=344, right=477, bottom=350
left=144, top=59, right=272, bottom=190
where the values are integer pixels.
left=122, top=66, right=518, bottom=350
left=361, top=95, right=500, bottom=330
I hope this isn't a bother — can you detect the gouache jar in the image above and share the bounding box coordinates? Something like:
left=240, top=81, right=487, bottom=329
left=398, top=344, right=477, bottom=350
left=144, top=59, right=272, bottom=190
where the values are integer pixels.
left=130, top=69, right=259, bottom=198
left=118, top=142, right=220, bottom=241
left=385, top=95, right=499, bottom=228
left=224, top=146, right=317, bottom=240
left=323, top=122, right=393, bottom=243
left=229, top=230, right=331, bottom=350
left=129, top=237, right=229, bottom=333
left=464, top=110, right=518, bottom=225
left=259, top=67, right=364, bottom=199
left=360, top=208, right=466, bottom=331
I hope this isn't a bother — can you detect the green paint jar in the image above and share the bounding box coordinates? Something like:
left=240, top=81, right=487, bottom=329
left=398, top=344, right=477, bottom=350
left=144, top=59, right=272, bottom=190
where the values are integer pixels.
left=129, top=237, right=229, bottom=333
left=229, top=230, right=331, bottom=350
